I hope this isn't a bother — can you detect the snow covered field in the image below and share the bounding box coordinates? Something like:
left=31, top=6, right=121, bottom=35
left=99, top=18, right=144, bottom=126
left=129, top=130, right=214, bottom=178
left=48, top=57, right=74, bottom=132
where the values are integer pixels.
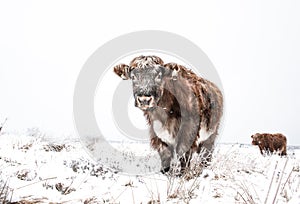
left=0, top=131, right=299, bottom=203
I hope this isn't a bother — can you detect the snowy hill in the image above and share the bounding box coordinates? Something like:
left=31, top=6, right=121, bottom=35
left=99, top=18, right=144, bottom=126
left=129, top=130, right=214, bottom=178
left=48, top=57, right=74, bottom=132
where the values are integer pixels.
left=0, top=132, right=299, bottom=203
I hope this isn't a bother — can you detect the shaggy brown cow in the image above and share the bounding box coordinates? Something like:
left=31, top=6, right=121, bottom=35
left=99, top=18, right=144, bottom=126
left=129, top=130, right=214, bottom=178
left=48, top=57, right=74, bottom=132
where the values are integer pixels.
left=114, top=55, right=223, bottom=173
left=251, top=133, right=287, bottom=156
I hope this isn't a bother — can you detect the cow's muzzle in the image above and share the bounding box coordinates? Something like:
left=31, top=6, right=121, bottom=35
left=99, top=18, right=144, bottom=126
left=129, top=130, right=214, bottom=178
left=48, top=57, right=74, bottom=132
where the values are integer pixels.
left=136, top=95, right=155, bottom=110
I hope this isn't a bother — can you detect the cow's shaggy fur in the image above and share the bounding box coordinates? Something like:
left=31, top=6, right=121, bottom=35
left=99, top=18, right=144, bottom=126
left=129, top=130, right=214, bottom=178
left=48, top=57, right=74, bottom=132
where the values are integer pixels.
left=251, top=133, right=287, bottom=156
left=114, top=55, right=223, bottom=173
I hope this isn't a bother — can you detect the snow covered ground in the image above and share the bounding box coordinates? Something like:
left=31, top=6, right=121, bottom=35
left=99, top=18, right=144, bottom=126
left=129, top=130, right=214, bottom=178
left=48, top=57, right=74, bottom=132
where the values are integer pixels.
left=0, top=131, right=299, bottom=203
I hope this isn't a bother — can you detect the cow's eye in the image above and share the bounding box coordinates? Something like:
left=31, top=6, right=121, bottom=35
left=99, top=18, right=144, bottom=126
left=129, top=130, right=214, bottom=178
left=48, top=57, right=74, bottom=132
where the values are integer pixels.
left=131, top=74, right=136, bottom=81
left=155, top=72, right=162, bottom=81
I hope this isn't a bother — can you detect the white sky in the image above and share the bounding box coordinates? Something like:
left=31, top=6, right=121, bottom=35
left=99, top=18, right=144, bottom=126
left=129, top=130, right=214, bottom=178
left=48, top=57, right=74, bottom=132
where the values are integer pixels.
left=0, top=1, right=299, bottom=145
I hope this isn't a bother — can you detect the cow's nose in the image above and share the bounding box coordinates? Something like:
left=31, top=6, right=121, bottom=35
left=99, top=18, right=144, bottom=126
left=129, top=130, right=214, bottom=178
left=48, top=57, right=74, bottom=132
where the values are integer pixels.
left=137, top=96, right=153, bottom=106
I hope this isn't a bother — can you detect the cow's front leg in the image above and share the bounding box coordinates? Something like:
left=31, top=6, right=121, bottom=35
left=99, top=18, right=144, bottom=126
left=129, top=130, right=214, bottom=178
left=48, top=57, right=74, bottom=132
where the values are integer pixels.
left=158, top=144, right=173, bottom=173
left=150, top=129, right=173, bottom=173
left=258, top=145, right=264, bottom=155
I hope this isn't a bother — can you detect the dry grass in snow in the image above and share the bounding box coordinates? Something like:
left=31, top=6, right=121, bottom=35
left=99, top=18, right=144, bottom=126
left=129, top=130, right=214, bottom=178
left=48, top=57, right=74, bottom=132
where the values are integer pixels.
left=0, top=130, right=299, bottom=203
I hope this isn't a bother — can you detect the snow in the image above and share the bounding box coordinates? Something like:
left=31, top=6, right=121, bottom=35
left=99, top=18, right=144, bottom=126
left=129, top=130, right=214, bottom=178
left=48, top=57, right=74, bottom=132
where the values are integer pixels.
left=0, top=132, right=299, bottom=203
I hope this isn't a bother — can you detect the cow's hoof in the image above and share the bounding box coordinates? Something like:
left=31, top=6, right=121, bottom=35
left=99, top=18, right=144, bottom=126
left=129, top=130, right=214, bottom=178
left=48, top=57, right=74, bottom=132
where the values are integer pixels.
left=160, top=166, right=170, bottom=174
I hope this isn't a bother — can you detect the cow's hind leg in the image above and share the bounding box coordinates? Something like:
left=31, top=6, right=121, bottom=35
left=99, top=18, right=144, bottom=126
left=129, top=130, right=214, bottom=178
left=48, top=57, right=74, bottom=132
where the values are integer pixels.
left=179, top=150, right=192, bottom=173
left=279, top=146, right=287, bottom=156
left=197, top=132, right=217, bottom=166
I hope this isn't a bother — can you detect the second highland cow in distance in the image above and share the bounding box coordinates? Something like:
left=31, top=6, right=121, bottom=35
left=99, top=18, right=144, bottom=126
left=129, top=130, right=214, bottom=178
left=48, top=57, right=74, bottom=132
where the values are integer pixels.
left=251, top=133, right=287, bottom=156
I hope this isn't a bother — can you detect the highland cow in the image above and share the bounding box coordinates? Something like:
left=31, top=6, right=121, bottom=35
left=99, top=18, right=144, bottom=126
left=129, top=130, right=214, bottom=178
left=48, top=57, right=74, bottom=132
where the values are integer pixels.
left=113, top=55, right=223, bottom=173
left=251, top=133, right=287, bottom=156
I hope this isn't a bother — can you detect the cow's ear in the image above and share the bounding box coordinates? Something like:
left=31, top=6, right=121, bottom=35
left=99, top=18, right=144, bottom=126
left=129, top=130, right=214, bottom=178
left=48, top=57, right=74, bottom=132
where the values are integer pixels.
left=113, top=64, right=131, bottom=80
left=164, top=63, right=181, bottom=80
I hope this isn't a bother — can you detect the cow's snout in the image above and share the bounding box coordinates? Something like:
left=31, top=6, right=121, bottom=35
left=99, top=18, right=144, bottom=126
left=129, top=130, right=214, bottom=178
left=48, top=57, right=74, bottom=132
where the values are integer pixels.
left=136, top=95, right=155, bottom=110
left=137, top=96, right=153, bottom=105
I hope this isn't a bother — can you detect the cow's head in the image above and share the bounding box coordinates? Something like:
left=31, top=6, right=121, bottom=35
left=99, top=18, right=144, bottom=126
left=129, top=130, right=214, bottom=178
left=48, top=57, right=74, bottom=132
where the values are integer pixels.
left=114, top=64, right=175, bottom=111
left=251, top=133, right=261, bottom=145
left=113, top=55, right=182, bottom=111
left=130, top=65, right=170, bottom=111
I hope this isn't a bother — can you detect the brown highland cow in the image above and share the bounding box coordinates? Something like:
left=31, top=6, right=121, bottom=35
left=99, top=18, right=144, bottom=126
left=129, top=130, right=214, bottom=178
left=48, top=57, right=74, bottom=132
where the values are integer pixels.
left=251, top=133, right=287, bottom=156
left=113, top=55, right=223, bottom=173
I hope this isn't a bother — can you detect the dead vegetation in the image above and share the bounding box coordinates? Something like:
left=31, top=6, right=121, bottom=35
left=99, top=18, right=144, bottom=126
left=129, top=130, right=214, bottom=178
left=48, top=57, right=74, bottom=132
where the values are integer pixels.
left=0, top=179, right=13, bottom=203
left=0, top=131, right=299, bottom=203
